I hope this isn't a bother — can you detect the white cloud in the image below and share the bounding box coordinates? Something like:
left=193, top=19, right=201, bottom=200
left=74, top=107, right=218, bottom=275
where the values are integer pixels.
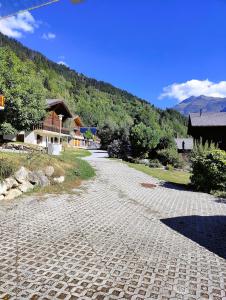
left=0, top=11, right=38, bottom=38
left=159, top=79, right=226, bottom=102
left=42, top=32, right=56, bottom=40
left=58, top=61, right=69, bottom=67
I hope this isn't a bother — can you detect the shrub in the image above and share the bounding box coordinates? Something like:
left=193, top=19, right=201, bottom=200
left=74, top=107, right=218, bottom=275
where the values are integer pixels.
left=108, top=140, right=122, bottom=158
left=84, top=129, right=93, bottom=140
left=98, top=124, right=117, bottom=150
left=130, top=122, right=160, bottom=157
left=165, top=164, right=174, bottom=171
left=108, top=139, right=130, bottom=159
left=0, top=158, right=15, bottom=181
left=99, top=123, right=130, bottom=150
left=0, top=122, right=16, bottom=135
left=190, top=149, right=226, bottom=193
left=157, top=148, right=184, bottom=168
left=191, top=140, right=217, bottom=157
left=157, top=136, right=176, bottom=150
left=149, top=159, right=162, bottom=168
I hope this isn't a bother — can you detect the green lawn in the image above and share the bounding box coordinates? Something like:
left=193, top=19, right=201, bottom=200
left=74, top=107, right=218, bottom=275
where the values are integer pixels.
left=126, top=162, right=191, bottom=186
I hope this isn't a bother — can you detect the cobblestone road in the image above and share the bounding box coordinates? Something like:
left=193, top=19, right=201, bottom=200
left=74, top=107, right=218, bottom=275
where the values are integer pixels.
left=0, top=151, right=226, bottom=300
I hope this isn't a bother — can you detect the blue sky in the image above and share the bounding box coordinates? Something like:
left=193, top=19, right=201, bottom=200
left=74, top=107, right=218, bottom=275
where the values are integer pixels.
left=1, top=0, right=226, bottom=108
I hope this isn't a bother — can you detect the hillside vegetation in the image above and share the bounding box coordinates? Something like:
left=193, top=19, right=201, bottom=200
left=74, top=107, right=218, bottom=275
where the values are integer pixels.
left=0, top=32, right=187, bottom=137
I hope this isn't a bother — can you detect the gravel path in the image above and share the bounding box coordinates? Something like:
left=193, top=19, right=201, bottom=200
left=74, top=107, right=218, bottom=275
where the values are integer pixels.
left=0, top=150, right=226, bottom=299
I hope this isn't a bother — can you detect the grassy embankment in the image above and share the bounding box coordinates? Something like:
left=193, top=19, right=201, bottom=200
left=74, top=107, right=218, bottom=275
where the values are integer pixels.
left=126, top=162, right=191, bottom=186
left=0, top=148, right=95, bottom=194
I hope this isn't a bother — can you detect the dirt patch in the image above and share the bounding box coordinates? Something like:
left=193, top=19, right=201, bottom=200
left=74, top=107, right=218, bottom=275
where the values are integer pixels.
left=141, top=183, right=157, bottom=189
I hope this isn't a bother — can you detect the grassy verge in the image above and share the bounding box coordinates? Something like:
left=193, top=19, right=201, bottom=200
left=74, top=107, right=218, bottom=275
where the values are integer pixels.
left=64, top=148, right=92, bottom=158
left=0, top=148, right=95, bottom=194
left=60, top=149, right=95, bottom=180
left=126, top=162, right=191, bottom=186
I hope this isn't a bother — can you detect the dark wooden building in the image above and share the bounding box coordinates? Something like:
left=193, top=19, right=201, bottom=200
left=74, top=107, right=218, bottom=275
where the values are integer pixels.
left=188, top=112, right=226, bottom=150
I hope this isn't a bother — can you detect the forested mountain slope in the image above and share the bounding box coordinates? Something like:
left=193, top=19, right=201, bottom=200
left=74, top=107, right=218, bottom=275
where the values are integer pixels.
left=0, top=32, right=187, bottom=137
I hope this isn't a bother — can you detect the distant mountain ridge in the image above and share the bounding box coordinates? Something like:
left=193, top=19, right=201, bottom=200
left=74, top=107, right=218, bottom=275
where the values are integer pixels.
left=173, top=95, right=226, bottom=115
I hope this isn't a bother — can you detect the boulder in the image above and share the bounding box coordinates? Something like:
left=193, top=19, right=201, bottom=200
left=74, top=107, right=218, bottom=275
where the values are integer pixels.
left=4, top=189, right=22, bottom=200
left=2, top=142, right=45, bottom=153
left=138, top=159, right=150, bottom=166
left=35, top=171, right=50, bottom=187
left=44, top=166, right=54, bottom=177
left=0, top=181, right=7, bottom=195
left=0, top=195, right=5, bottom=201
left=53, top=176, right=65, bottom=184
left=14, top=167, right=29, bottom=184
left=19, top=181, right=34, bottom=193
left=28, top=170, right=50, bottom=187
left=5, top=177, right=19, bottom=190
left=27, top=171, right=40, bottom=185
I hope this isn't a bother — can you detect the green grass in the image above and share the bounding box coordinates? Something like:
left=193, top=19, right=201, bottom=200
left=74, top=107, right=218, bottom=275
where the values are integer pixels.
left=64, top=148, right=91, bottom=158
left=0, top=148, right=95, bottom=194
left=73, top=158, right=96, bottom=180
left=60, top=149, right=95, bottom=181
left=126, top=162, right=191, bottom=186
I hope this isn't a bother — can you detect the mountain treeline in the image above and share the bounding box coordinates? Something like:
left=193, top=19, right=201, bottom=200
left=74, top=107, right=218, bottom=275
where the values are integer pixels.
left=0, top=32, right=187, bottom=138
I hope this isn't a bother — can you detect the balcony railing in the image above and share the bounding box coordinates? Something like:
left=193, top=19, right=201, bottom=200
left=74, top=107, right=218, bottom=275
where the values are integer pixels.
left=33, top=122, right=70, bottom=135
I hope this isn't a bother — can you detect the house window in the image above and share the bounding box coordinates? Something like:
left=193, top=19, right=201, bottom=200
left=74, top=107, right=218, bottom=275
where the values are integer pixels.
left=37, top=135, right=43, bottom=144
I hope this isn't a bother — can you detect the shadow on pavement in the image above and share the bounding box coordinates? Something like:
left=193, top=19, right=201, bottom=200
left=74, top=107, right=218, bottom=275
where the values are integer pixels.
left=161, top=215, right=226, bottom=259
left=93, top=151, right=108, bottom=154
left=160, top=182, right=192, bottom=192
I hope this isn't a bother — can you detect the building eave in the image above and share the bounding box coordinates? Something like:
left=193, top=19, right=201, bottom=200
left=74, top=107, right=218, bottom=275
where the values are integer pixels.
left=34, top=129, right=71, bottom=138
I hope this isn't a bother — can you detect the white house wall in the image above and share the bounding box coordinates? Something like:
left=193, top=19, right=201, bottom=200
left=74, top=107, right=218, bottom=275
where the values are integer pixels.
left=25, top=131, right=47, bottom=147
left=24, top=131, right=37, bottom=144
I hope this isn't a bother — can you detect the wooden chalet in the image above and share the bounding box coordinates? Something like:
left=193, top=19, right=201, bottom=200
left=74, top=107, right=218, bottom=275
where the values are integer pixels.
left=188, top=112, right=226, bottom=150
left=70, top=115, right=85, bottom=148
left=2, top=99, right=85, bottom=148
left=29, top=99, right=72, bottom=146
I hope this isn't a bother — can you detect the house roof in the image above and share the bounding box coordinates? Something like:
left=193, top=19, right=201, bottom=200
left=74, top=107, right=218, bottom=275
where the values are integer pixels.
left=46, top=99, right=66, bottom=108
left=46, top=99, right=73, bottom=118
left=73, top=115, right=83, bottom=127
left=189, top=112, right=226, bottom=127
left=175, top=138, right=194, bottom=150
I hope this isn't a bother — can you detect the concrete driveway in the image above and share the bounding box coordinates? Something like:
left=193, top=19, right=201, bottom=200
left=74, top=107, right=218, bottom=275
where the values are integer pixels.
left=0, top=150, right=226, bottom=299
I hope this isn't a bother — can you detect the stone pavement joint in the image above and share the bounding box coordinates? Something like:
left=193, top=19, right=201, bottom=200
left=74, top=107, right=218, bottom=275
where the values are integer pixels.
left=0, top=150, right=225, bottom=299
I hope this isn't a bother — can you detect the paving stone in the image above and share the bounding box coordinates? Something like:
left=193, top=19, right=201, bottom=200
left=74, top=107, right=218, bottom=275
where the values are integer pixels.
left=0, top=150, right=225, bottom=299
